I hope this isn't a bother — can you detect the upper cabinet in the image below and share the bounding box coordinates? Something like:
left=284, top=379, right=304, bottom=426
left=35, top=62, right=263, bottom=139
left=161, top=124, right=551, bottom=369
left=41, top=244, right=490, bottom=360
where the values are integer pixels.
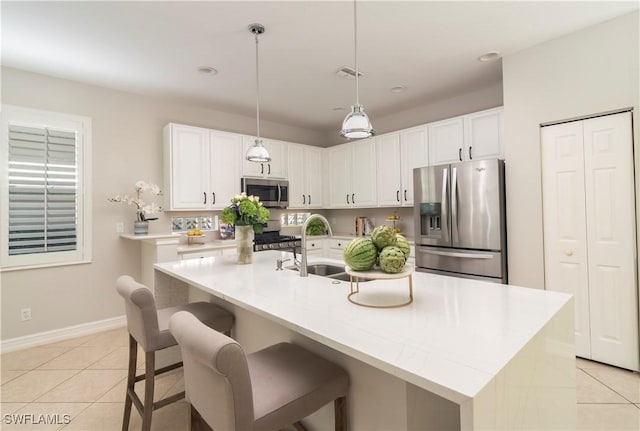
left=288, top=144, right=323, bottom=209
left=242, top=137, right=288, bottom=178
left=328, top=138, right=377, bottom=208
left=429, top=107, right=503, bottom=165
left=163, top=123, right=241, bottom=211
left=376, top=126, right=429, bottom=207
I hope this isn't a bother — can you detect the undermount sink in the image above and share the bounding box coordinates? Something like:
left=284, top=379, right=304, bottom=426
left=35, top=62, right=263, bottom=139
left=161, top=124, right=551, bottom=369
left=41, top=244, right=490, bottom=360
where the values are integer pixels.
left=286, top=263, right=370, bottom=282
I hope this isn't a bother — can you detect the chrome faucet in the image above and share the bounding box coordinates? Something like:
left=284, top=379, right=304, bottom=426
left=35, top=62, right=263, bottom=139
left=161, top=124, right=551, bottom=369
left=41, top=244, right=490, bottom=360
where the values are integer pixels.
left=299, top=214, right=333, bottom=277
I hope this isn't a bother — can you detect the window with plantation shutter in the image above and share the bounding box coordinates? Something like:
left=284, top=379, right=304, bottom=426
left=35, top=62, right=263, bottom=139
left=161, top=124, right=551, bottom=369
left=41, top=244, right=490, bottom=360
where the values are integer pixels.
left=1, top=105, right=92, bottom=269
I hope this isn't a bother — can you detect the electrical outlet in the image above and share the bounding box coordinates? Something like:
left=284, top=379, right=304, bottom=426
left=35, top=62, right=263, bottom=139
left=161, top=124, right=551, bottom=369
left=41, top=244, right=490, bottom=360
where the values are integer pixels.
left=116, top=222, right=124, bottom=233
left=20, top=308, right=31, bottom=321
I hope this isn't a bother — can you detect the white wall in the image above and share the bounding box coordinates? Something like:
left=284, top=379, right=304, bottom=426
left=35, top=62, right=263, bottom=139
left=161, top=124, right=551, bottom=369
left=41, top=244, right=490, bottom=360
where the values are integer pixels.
left=0, top=67, right=327, bottom=341
left=502, top=11, right=639, bottom=289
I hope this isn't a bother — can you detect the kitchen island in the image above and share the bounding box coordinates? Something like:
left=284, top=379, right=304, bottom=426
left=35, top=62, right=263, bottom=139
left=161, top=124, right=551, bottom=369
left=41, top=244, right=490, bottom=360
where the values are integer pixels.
left=154, top=251, right=575, bottom=430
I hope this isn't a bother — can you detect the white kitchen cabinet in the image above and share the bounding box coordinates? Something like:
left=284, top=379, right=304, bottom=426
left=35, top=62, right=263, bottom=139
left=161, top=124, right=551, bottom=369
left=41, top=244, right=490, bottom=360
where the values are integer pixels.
left=328, top=139, right=377, bottom=208
left=163, top=124, right=241, bottom=210
left=328, top=238, right=349, bottom=260
left=288, top=144, right=323, bottom=209
left=377, top=127, right=428, bottom=207
left=429, top=108, right=503, bottom=165
left=542, top=111, right=638, bottom=371
left=180, top=247, right=236, bottom=260
left=305, top=238, right=326, bottom=256
left=242, top=137, right=287, bottom=178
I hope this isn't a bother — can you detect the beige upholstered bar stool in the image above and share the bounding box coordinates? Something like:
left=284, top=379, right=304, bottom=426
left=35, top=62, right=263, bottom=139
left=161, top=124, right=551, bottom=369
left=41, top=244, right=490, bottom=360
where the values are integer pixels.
left=169, top=311, right=349, bottom=431
left=116, top=275, right=234, bottom=431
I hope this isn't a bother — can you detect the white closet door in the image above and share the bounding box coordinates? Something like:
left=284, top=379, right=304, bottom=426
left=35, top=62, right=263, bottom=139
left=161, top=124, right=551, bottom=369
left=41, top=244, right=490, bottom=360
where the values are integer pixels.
left=583, top=112, right=638, bottom=370
left=541, top=121, right=591, bottom=359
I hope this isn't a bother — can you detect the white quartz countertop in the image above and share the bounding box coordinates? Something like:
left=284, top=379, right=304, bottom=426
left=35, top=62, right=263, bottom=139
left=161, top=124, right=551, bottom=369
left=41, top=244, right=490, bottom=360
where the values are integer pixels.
left=154, top=251, right=571, bottom=404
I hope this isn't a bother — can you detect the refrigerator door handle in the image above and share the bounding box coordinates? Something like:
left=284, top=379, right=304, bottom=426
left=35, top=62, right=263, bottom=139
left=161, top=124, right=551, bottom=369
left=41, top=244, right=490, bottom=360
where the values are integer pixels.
left=418, top=249, right=494, bottom=259
left=441, top=168, right=449, bottom=242
left=451, top=167, right=459, bottom=244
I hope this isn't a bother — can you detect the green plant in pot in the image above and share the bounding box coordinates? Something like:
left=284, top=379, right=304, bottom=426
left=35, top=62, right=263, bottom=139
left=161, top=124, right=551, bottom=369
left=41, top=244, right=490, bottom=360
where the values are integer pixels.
left=306, top=218, right=327, bottom=236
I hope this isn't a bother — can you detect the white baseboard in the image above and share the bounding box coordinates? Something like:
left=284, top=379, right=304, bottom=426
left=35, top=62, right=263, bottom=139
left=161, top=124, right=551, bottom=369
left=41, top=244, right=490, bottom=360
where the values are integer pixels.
left=1, top=315, right=127, bottom=353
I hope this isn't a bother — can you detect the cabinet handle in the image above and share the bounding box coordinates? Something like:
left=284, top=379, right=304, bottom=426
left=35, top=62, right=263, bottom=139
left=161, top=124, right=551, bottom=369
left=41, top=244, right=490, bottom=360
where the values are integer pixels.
left=261, top=164, right=264, bottom=174
left=396, top=190, right=400, bottom=202
left=565, top=250, right=574, bottom=257
left=346, top=194, right=350, bottom=204
left=212, top=192, right=216, bottom=205
left=303, top=194, right=306, bottom=204
left=203, top=192, right=207, bottom=205
left=308, top=194, right=311, bottom=205
left=268, top=164, right=271, bottom=175
left=469, top=146, right=473, bottom=160
left=404, top=190, right=408, bottom=201
left=458, top=148, right=462, bottom=161
left=352, top=193, right=355, bottom=204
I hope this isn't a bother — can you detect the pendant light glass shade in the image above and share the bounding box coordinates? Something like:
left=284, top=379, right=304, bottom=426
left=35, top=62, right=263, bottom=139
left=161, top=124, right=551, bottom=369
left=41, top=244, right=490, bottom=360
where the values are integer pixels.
left=340, top=104, right=375, bottom=139
left=246, top=138, right=270, bottom=163
left=246, top=24, right=271, bottom=162
left=340, top=0, right=374, bottom=139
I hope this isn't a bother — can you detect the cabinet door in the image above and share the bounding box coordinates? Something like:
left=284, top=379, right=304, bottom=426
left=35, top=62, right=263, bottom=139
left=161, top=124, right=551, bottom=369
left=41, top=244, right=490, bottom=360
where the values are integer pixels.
left=400, top=126, right=429, bottom=206
left=376, top=133, right=402, bottom=207
left=351, top=138, right=377, bottom=207
left=541, top=121, right=591, bottom=359
left=583, top=112, right=638, bottom=370
left=328, top=144, right=352, bottom=208
left=210, top=131, right=242, bottom=209
left=428, top=117, right=464, bottom=165
left=464, top=108, right=503, bottom=161
left=167, top=124, right=210, bottom=210
left=287, top=144, right=305, bottom=208
left=304, top=146, right=323, bottom=208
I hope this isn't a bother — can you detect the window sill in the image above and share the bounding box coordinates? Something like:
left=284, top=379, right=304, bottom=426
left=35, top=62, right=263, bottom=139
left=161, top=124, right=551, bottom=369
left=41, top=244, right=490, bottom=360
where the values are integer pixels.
left=1, top=260, right=92, bottom=273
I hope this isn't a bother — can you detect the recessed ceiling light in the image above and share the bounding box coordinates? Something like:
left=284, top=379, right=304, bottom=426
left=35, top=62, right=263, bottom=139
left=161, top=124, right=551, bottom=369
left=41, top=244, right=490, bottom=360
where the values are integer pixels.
left=198, top=66, right=218, bottom=75
left=390, top=85, right=406, bottom=94
left=478, top=52, right=501, bottom=62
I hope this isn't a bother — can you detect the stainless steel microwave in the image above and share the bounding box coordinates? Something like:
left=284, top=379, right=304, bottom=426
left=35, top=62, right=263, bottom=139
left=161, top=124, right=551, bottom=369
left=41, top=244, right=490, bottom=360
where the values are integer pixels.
left=241, top=177, right=289, bottom=208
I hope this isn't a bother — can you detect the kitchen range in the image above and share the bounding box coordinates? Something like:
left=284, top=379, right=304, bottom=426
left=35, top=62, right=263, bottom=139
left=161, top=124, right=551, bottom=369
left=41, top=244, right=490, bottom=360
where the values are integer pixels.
left=253, top=220, right=301, bottom=252
left=413, top=159, right=507, bottom=283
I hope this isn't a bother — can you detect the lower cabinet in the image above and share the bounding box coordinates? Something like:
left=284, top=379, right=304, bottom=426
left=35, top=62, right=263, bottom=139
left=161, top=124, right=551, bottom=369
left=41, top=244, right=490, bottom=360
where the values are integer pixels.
left=305, top=238, right=326, bottom=256
left=328, top=238, right=348, bottom=260
left=181, top=247, right=236, bottom=260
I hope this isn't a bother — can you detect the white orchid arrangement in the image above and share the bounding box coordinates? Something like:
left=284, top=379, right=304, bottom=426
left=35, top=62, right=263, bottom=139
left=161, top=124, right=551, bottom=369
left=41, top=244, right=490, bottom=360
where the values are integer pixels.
left=108, top=180, right=163, bottom=222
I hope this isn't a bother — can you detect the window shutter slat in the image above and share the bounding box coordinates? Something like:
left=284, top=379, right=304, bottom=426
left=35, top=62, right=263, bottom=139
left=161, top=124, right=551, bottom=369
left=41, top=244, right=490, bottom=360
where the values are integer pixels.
left=7, top=124, right=78, bottom=256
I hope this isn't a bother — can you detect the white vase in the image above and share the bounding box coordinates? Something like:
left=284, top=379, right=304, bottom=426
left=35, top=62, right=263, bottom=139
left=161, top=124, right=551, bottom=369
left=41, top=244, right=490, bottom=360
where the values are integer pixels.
left=235, top=225, right=254, bottom=264
left=134, top=220, right=149, bottom=235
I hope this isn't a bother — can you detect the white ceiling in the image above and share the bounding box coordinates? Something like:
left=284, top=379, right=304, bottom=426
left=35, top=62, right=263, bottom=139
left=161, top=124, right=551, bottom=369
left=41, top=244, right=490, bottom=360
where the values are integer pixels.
left=2, top=1, right=638, bottom=134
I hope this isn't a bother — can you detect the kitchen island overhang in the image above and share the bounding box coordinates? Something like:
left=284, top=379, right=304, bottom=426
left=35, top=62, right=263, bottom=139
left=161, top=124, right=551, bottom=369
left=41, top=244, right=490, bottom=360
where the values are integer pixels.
left=154, top=251, right=576, bottom=430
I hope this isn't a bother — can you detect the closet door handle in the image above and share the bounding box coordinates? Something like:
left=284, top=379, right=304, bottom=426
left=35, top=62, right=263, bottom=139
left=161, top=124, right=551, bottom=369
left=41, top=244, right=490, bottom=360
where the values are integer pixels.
left=458, top=148, right=462, bottom=161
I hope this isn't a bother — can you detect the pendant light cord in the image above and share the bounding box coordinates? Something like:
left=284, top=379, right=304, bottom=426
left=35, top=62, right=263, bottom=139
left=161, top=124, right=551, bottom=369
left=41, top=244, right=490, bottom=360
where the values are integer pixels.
left=255, top=30, right=261, bottom=140
left=353, top=0, right=359, bottom=107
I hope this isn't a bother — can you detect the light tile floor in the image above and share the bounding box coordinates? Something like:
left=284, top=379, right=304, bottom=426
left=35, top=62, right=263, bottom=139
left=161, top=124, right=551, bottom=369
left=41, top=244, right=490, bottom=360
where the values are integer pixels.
left=1, top=326, right=639, bottom=430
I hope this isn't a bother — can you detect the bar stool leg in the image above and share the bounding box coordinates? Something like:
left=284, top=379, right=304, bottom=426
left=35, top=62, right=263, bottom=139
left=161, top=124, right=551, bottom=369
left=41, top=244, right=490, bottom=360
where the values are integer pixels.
left=122, top=335, right=137, bottom=431
left=335, top=396, right=348, bottom=431
left=142, top=351, right=155, bottom=431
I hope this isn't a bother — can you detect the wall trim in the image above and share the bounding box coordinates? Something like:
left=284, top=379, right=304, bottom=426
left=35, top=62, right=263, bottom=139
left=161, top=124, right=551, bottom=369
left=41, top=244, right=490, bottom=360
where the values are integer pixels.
left=1, top=315, right=126, bottom=353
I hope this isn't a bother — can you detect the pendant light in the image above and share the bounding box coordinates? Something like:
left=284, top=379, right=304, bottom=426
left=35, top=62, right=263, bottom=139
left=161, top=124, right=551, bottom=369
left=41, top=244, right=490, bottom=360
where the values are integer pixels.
left=340, top=0, right=375, bottom=139
left=246, top=23, right=271, bottom=162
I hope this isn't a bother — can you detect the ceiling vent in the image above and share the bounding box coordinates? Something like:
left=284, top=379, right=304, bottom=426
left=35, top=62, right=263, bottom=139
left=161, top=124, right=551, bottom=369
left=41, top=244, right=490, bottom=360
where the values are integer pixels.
left=335, top=66, right=363, bottom=80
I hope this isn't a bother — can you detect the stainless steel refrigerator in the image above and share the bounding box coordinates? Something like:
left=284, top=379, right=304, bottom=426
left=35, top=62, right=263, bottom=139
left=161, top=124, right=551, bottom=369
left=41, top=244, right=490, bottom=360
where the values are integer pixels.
left=413, top=159, right=507, bottom=283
